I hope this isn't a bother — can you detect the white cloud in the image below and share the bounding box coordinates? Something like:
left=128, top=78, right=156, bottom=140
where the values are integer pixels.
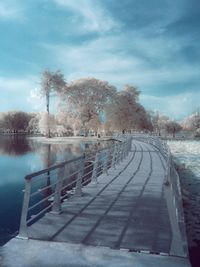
left=141, top=92, right=200, bottom=120
left=53, top=0, right=120, bottom=33
left=28, top=88, right=45, bottom=111
left=0, top=2, right=22, bottom=20
left=39, top=9, right=200, bottom=120
left=48, top=37, right=200, bottom=119
left=0, top=76, right=35, bottom=92
left=0, top=76, right=39, bottom=112
left=42, top=33, right=200, bottom=90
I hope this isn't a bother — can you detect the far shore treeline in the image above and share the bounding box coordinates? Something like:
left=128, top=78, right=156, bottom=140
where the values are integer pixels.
left=0, top=70, right=200, bottom=138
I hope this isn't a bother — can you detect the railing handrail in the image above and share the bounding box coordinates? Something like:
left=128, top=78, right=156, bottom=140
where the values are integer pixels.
left=25, top=142, right=119, bottom=181
left=25, top=155, right=85, bottom=180
left=130, top=132, right=172, bottom=178
left=131, top=133, right=168, bottom=158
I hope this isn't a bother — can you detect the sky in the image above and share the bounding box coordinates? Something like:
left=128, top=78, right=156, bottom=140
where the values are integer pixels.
left=0, top=0, right=200, bottom=120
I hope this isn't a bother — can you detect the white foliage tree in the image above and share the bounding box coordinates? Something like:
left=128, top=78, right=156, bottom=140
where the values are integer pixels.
left=105, top=85, right=152, bottom=132
left=182, top=112, right=200, bottom=131
left=27, top=113, right=40, bottom=133
left=148, top=111, right=170, bottom=136
left=60, top=77, right=117, bottom=136
left=38, top=112, right=57, bottom=137
left=40, top=70, right=66, bottom=137
left=165, top=121, right=182, bottom=138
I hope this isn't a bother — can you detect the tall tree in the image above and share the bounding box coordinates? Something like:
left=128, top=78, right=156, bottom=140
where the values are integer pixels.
left=1, top=111, right=31, bottom=133
left=165, top=121, right=182, bottom=138
left=40, top=70, right=66, bottom=137
left=105, top=85, right=152, bottom=132
left=60, top=77, right=117, bottom=136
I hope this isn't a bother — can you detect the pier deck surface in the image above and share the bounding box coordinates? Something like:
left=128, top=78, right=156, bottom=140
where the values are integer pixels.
left=1, top=139, right=191, bottom=267
left=27, top=140, right=186, bottom=257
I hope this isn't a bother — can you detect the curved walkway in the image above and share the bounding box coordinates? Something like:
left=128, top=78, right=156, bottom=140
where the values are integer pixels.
left=2, top=139, right=192, bottom=267
left=26, top=140, right=185, bottom=256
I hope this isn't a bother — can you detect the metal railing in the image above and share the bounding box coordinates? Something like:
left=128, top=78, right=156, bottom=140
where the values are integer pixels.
left=18, top=138, right=132, bottom=239
left=131, top=133, right=171, bottom=184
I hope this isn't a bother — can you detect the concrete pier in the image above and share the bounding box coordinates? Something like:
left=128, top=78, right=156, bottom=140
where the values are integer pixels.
left=1, top=138, right=192, bottom=267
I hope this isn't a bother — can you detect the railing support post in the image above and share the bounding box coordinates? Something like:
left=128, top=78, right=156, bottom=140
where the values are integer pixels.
left=164, top=147, right=171, bottom=186
left=128, top=138, right=132, bottom=153
left=18, top=178, right=32, bottom=239
left=103, top=149, right=109, bottom=175
left=123, top=141, right=128, bottom=158
left=51, top=164, right=65, bottom=214
left=111, top=144, right=117, bottom=169
left=91, top=152, right=99, bottom=183
left=120, top=143, right=125, bottom=162
left=75, top=156, right=85, bottom=197
left=116, top=143, right=121, bottom=165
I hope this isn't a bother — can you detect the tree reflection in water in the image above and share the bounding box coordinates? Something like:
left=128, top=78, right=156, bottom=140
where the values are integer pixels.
left=33, top=141, right=113, bottom=208
left=0, top=135, right=115, bottom=244
left=0, top=135, right=32, bottom=156
left=0, top=136, right=115, bottom=208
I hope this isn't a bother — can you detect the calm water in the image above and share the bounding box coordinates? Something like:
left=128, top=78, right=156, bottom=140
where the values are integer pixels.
left=168, top=140, right=200, bottom=267
left=0, top=135, right=111, bottom=245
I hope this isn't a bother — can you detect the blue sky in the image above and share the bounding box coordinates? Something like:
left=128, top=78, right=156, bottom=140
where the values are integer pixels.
left=0, top=0, right=200, bottom=119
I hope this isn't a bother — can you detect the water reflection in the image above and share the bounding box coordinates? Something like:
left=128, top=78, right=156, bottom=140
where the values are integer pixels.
left=0, top=135, right=114, bottom=245
left=0, top=136, right=110, bottom=164
left=0, top=135, right=32, bottom=156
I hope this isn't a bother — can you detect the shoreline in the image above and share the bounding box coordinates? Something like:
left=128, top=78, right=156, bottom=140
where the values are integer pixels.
left=0, top=133, right=200, bottom=142
left=27, top=136, right=114, bottom=144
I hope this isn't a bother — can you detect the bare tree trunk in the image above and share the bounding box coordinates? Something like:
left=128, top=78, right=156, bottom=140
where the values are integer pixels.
left=46, top=93, right=51, bottom=138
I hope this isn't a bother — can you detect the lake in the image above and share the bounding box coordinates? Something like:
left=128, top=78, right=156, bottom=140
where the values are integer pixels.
left=0, top=135, right=111, bottom=245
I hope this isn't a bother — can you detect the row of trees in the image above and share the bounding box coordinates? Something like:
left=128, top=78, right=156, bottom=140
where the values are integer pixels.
left=38, top=71, right=153, bottom=137
left=148, top=109, right=200, bottom=138
left=181, top=110, right=200, bottom=136
left=1, top=108, right=199, bottom=138
left=0, top=112, right=33, bottom=133
left=149, top=111, right=182, bottom=138
left=1, top=70, right=199, bottom=138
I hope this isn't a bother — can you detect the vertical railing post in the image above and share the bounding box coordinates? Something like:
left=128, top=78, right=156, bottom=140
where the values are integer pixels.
left=91, top=152, right=99, bottom=183
left=120, top=142, right=125, bottom=162
left=51, top=164, right=65, bottom=214
left=128, top=138, right=131, bottom=153
left=116, top=143, right=121, bottom=164
left=111, top=144, right=117, bottom=169
left=122, top=141, right=126, bottom=160
left=125, top=139, right=129, bottom=157
left=18, top=177, right=32, bottom=239
left=108, top=145, right=113, bottom=170
left=124, top=140, right=128, bottom=157
left=126, top=138, right=131, bottom=156
left=129, top=138, right=132, bottom=152
left=103, top=149, right=109, bottom=175
left=164, top=147, right=171, bottom=186
left=75, top=155, right=85, bottom=197
left=125, top=139, right=129, bottom=156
